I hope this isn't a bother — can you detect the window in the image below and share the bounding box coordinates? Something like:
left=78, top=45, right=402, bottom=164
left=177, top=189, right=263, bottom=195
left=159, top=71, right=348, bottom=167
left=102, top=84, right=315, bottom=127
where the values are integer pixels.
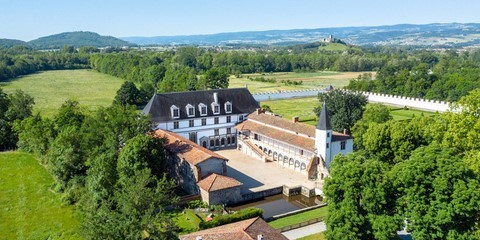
left=227, top=128, right=231, bottom=134
left=326, top=132, right=330, bottom=138
left=214, top=129, right=219, bottom=136
left=198, top=103, right=207, bottom=116
left=225, top=101, right=232, bottom=113
left=171, top=105, right=179, bottom=118
left=189, top=132, right=197, bottom=142
left=326, top=143, right=329, bottom=149
left=239, top=115, right=244, bottom=121
left=226, top=116, right=231, bottom=123
left=201, top=118, right=206, bottom=126
left=173, top=121, right=179, bottom=129
left=340, top=141, right=346, bottom=150
left=212, top=103, right=220, bottom=115
left=186, top=104, right=195, bottom=117
left=214, top=117, right=219, bottom=124
left=189, top=120, right=194, bottom=127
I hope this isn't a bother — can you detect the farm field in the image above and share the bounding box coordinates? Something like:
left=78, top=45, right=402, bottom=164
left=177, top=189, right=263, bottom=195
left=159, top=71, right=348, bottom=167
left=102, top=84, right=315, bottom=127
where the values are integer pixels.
left=0, top=152, right=82, bottom=239
left=229, top=71, right=374, bottom=93
left=261, top=97, right=437, bottom=126
left=0, top=69, right=125, bottom=117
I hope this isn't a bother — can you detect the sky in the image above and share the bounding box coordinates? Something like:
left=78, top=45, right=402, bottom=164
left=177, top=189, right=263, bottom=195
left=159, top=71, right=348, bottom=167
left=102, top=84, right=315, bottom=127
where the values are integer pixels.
left=2, top=0, right=480, bottom=41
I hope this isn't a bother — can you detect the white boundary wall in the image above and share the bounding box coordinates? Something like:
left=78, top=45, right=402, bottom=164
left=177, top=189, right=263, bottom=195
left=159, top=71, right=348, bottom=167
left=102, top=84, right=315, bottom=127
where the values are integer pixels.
left=358, top=91, right=453, bottom=112
left=252, top=88, right=456, bottom=113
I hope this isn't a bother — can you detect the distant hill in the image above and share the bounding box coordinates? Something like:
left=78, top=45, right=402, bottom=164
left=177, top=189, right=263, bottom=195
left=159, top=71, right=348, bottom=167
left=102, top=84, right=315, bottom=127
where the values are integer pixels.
left=122, top=23, right=480, bottom=48
left=28, top=31, right=136, bottom=49
left=0, top=39, right=27, bottom=48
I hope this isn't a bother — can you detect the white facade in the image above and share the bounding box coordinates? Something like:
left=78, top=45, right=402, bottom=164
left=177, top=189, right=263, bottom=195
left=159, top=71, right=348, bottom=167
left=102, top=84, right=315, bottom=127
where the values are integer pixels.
left=155, top=113, right=247, bottom=150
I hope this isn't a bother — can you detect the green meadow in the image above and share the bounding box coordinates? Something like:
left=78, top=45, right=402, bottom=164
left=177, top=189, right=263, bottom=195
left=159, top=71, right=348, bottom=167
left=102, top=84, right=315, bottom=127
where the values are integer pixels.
left=0, top=152, right=82, bottom=239
left=0, top=69, right=125, bottom=117
left=229, top=71, right=373, bottom=93
left=261, top=97, right=437, bottom=126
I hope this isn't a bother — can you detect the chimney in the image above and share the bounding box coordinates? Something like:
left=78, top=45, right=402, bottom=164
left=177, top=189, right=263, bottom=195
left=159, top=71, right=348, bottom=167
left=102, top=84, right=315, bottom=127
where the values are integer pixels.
left=343, top=129, right=348, bottom=135
left=213, top=92, right=218, bottom=104
left=195, top=237, right=203, bottom=240
left=292, top=116, right=299, bottom=123
left=257, top=234, right=264, bottom=240
left=256, top=108, right=263, bottom=115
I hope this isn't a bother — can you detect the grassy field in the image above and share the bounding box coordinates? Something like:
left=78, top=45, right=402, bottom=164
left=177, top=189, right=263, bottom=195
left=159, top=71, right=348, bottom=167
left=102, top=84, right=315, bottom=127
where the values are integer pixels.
left=388, top=107, right=436, bottom=121
left=229, top=71, right=374, bottom=93
left=268, top=206, right=329, bottom=229
left=173, top=209, right=203, bottom=234
left=0, top=152, right=82, bottom=239
left=260, top=97, right=319, bottom=126
left=0, top=69, right=125, bottom=117
left=298, top=232, right=325, bottom=240
left=319, top=43, right=348, bottom=51
left=261, top=97, right=438, bottom=126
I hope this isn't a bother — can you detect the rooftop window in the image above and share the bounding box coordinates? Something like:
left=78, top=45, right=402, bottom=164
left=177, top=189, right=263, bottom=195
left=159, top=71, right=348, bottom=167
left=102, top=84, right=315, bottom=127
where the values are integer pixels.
left=170, top=105, right=179, bottom=118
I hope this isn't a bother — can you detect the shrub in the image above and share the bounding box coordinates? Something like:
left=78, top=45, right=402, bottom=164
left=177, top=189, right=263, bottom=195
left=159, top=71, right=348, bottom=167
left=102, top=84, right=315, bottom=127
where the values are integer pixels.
left=199, top=207, right=263, bottom=229
left=187, top=200, right=208, bottom=209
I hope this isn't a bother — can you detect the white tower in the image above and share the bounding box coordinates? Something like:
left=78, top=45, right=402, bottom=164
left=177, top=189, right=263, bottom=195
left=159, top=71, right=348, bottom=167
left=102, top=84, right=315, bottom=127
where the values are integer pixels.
left=315, top=102, right=332, bottom=168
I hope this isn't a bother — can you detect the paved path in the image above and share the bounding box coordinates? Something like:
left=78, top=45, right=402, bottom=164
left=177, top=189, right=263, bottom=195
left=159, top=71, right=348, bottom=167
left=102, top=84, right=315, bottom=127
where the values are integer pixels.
left=281, top=222, right=326, bottom=240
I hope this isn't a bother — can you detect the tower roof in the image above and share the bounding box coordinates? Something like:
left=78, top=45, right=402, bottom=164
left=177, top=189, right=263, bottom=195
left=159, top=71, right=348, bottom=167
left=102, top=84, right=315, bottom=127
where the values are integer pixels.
left=317, top=102, right=332, bottom=130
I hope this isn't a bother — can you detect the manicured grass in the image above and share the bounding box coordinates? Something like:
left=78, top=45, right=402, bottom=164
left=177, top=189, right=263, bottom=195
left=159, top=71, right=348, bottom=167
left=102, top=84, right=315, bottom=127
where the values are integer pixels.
left=388, top=107, right=436, bottom=121
left=260, top=97, right=319, bottom=126
left=0, top=69, right=125, bottom=117
left=298, top=232, right=325, bottom=240
left=229, top=71, right=374, bottom=93
left=260, top=98, right=437, bottom=126
left=268, top=206, right=329, bottom=229
left=0, top=152, right=82, bottom=239
left=173, top=209, right=204, bottom=234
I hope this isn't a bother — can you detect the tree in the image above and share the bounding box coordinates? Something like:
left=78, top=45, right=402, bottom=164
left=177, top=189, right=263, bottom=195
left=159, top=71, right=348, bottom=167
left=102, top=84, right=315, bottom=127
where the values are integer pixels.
left=55, top=99, right=85, bottom=129
left=362, top=104, right=392, bottom=123
left=314, top=89, right=367, bottom=133
left=324, top=153, right=401, bottom=240
left=5, top=89, right=34, bottom=121
left=114, top=81, right=144, bottom=107
left=393, top=144, right=480, bottom=239
left=202, top=68, right=229, bottom=89
left=117, top=134, right=166, bottom=183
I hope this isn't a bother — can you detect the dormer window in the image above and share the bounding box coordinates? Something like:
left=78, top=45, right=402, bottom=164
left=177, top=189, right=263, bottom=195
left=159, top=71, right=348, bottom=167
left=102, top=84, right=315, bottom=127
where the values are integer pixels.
left=225, top=101, right=232, bottom=113
left=198, top=103, right=207, bottom=116
left=211, top=102, right=220, bottom=115
left=170, top=105, right=179, bottom=118
left=186, top=104, right=195, bottom=117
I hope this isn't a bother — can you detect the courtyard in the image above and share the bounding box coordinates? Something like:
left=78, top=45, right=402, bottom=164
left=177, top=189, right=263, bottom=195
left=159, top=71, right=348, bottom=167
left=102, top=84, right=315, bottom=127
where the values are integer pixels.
left=216, top=149, right=316, bottom=193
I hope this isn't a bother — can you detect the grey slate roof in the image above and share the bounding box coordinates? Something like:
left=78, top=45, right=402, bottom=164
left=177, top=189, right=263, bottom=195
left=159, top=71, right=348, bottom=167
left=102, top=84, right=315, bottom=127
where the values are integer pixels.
left=316, top=102, right=332, bottom=130
left=142, top=88, right=260, bottom=122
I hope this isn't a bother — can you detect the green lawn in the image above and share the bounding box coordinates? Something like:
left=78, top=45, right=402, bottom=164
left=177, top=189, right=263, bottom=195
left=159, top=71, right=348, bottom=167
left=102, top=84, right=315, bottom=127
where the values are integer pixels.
left=260, top=97, right=319, bottom=126
left=173, top=209, right=204, bottom=234
left=0, top=152, right=82, bottom=239
left=268, top=206, right=329, bottom=229
left=388, top=107, right=436, bottom=121
left=298, top=232, right=325, bottom=240
left=229, top=71, right=373, bottom=93
left=261, top=97, right=437, bottom=126
left=0, top=69, right=125, bottom=117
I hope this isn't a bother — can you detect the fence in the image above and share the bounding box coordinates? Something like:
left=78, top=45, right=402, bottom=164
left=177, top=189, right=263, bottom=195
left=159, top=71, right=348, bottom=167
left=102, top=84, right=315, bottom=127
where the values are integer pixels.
left=278, top=216, right=324, bottom=232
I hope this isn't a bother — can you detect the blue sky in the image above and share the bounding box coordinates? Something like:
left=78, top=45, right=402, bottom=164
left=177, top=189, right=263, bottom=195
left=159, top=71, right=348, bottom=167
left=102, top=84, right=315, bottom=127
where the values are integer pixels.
left=2, top=0, right=480, bottom=41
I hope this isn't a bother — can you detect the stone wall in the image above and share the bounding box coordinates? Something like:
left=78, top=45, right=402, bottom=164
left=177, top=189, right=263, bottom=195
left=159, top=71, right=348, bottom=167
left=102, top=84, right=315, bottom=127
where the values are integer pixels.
left=241, top=186, right=284, bottom=202
left=361, top=91, right=453, bottom=112
left=201, top=186, right=243, bottom=205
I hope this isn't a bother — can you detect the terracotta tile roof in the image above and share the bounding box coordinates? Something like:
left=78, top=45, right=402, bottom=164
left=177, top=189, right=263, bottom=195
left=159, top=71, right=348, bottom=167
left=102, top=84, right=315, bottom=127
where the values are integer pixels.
left=236, top=120, right=316, bottom=151
left=247, top=111, right=316, bottom=137
left=197, top=173, right=243, bottom=192
left=238, top=112, right=352, bottom=151
left=179, top=217, right=288, bottom=240
left=152, top=129, right=228, bottom=166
